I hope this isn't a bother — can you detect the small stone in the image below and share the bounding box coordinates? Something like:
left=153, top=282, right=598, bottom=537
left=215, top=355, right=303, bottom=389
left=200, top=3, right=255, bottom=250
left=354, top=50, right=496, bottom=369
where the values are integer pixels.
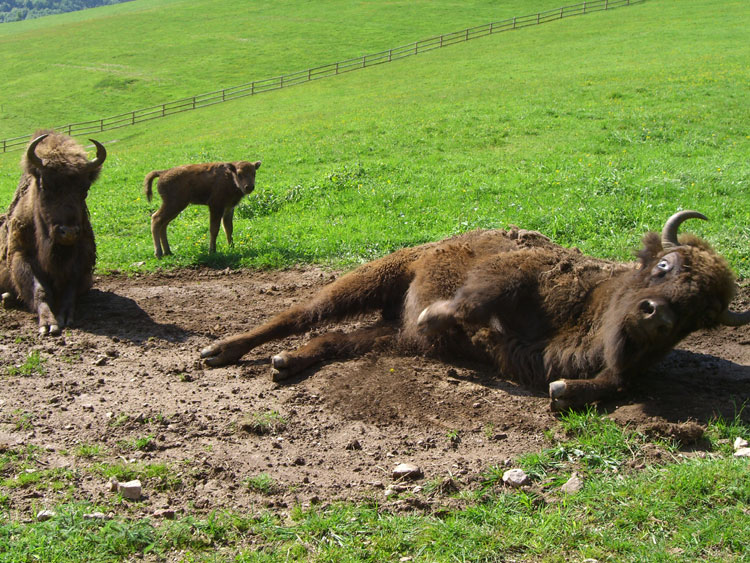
left=36, top=510, right=55, bottom=522
left=81, top=404, right=94, bottom=412
left=733, top=437, right=748, bottom=451
left=83, top=512, right=110, bottom=520
left=734, top=447, right=750, bottom=458
left=153, top=508, right=176, bottom=519
left=502, top=468, right=530, bottom=488
left=561, top=472, right=584, bottom=494
left=392, top=463, right=423, bottom=481
left=118, top=479, right=142, bottom=500
left=345, top=439, right=362, bottom=451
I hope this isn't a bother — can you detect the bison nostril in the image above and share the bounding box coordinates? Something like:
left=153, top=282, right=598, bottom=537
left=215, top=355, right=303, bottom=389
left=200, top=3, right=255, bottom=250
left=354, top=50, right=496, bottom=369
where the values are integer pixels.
left=638, top=299, right=656, bottom=316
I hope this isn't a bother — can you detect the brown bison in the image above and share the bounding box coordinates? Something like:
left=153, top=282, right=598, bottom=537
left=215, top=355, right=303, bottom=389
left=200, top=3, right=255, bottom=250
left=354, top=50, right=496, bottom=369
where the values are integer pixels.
left=0, top=131, right=106, bottom=335
left=144, top=160, right=261, bottom=258
left=201, top=211, right=750, bottom=409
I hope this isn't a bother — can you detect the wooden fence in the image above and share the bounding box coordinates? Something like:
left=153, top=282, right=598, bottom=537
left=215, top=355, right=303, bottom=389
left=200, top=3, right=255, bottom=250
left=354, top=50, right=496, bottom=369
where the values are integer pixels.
left=1, top=0, right=644, bottom=153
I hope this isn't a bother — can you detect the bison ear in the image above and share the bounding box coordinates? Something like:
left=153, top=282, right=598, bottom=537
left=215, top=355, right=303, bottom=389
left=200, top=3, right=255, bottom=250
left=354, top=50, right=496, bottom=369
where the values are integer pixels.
left=637, top=231, right=663, bottom=267
left=254, top=161, right=261, bottom=170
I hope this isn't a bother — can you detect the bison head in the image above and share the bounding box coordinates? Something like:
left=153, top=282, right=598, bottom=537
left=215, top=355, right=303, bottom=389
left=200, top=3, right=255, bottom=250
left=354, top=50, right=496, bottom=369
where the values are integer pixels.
left=24, top=133, right=106, bottom=245
left=601, top=210, right=750, bottom=373
left=232, top=160, right=261, bottom=195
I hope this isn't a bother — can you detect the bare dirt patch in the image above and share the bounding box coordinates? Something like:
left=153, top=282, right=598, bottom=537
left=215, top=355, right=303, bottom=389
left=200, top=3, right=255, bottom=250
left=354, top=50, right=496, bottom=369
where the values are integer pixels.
left=1, top=268, right=748, bottom=520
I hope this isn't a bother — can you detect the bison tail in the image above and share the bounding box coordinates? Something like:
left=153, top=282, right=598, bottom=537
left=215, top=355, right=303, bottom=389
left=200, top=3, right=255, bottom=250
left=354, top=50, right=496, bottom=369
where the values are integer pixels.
left=143, top=170, right=162, bottom=202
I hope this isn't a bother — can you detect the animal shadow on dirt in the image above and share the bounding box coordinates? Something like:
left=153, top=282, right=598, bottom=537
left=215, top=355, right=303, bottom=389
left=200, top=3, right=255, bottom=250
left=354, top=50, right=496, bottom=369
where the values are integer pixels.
left=601, top=349, right=750, bottom=425
left=75, top=289, right=189, bottom=344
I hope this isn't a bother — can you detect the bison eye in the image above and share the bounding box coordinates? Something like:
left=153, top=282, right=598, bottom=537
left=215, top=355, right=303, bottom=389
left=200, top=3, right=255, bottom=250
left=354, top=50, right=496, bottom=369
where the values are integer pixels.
left=650, top=252, right=681, bottom=280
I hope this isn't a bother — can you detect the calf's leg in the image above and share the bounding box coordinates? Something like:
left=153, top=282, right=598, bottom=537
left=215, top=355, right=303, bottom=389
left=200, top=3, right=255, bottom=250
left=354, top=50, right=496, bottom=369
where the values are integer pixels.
left=208, top=206, right=224, bottom=253
left=222, top=207, right=235, bottom=247
left=151, top=199, right=188, bottom=258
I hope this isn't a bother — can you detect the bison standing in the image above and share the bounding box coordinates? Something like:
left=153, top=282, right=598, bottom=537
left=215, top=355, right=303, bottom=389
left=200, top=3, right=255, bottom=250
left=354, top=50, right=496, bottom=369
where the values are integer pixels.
left=0, top=132, right=106, bottom=335
left=144, top=160, right=261, bottom=258
left=201, top=211, right=750, bottom=409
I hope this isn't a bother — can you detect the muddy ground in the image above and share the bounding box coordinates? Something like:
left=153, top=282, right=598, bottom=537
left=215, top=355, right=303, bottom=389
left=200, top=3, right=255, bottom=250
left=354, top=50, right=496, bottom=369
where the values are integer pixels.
left=1, top=267, right=748, bottom=521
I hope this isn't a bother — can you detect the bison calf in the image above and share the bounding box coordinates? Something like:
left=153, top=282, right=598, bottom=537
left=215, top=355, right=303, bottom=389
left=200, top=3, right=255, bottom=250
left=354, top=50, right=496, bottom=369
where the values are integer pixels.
left=201, top=211, right=750, bottom=410
left=144, top=160, right=261, bottom=258
left=0, top=131, right=106, bottom=335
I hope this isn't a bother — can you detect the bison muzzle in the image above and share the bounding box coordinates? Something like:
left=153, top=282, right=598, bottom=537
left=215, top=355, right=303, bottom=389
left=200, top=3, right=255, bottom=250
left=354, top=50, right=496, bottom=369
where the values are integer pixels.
left=0, top=131, right=106, bottom=335
left=201, top=211, right=750, bottom=409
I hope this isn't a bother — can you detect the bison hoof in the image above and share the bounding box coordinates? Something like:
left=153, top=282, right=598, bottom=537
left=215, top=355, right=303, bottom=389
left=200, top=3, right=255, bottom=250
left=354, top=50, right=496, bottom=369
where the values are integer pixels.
left=200, top=345, right=229, bottom=367
left=270, top=352, right=293, bottom=382
left=1, top=292, right=11, bottom=307
left=549, top=380, right=567, bottom=399
left=417, top=300, right=456, bottom=335
left=38, top=324, right=60, bottom=337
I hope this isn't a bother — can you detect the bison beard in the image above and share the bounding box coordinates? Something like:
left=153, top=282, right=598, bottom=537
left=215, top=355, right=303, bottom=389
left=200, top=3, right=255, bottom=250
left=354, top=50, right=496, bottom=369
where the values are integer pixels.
left=201, top=211, right=750, bottom=409
left=0, top=131, right=105, bottom=335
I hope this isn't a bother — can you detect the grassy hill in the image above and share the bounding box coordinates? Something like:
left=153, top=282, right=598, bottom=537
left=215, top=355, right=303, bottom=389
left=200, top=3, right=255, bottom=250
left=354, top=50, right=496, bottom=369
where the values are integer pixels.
left=0, top=0, right=748, bottom=276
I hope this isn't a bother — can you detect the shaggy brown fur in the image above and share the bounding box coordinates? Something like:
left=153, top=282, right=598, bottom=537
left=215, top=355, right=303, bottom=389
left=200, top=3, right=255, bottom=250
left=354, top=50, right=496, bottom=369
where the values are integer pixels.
left=0, top=131, right=106, bottom=335
left=201, top=214, right=746, bottom=409
left=144, top=160, right=261, bottom=258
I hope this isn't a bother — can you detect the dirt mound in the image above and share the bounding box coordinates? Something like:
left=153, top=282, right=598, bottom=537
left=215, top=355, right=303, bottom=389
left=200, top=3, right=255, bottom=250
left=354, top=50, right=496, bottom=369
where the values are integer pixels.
left=1, top=268, right=748, bottom=519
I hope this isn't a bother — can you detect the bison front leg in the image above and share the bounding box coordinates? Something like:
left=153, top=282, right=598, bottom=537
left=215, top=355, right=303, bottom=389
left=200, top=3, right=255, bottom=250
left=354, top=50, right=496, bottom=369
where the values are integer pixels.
left=548, top=370, right=624, bottom=411
left=31, top=278, right=61, bottom=336
left=9, top=255, right=60, bottom=335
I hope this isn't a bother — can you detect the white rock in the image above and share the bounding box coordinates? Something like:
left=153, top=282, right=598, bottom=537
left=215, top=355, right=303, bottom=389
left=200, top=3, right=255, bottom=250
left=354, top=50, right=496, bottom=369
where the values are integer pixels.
left=118, top=479, right=142, bottom=500
left=733, top=437, right=748, bottom=451
left=36, top=510, right=55, bottom=522
left=392, top=463, right=423, bottom=480
left=561, top=472, right=584, bottom=494
left=83, top=512, right=111, bottom=520
left=734, top=447, right=750, bottom=458
left=502, top=468, right=530, bottom=488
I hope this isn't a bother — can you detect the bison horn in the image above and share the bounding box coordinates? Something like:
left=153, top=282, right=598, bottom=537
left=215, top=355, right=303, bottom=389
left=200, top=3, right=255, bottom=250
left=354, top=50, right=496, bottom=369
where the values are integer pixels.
left=661, top=210, right=708, bottom=248
left=26, top=134, right=50, bottom=170
left=86, top=139, right=107, bottom=169
left=719, top=309, right=750, bottom=327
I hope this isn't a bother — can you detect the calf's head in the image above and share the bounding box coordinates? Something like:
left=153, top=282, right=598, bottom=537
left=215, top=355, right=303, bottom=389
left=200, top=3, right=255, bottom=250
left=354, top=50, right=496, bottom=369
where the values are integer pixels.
left=24, top=133, right=106, bottom=245
left=231, top=161, right=261, bottom=195
left=602, top=211, right=749, bottom=372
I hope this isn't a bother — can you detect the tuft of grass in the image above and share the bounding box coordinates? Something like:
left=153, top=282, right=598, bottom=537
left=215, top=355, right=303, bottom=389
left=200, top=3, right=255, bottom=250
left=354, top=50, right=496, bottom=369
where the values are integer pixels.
left=244, top=472, right=279, bottom=495
left=7, top=350, right=46, bottom=377
left=74, top=443, right=104, bottom=459
left=239, top=410, right=287, bottom=435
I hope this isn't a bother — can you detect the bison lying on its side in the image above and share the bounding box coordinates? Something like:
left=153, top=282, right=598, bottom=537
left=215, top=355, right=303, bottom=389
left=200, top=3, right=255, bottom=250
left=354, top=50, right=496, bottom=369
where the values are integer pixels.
left=144, top=160, right=261, bottom=258
left=201, top=211, right=750, bottom=409
left=0, top=132, right=106, bottom=335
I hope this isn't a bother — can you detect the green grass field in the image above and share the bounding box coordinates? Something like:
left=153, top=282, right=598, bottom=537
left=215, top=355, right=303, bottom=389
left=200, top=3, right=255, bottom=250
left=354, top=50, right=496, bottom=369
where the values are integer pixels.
left=1, top=0, right=748, bottom=274
left=1, top=0, right=749, bottom=560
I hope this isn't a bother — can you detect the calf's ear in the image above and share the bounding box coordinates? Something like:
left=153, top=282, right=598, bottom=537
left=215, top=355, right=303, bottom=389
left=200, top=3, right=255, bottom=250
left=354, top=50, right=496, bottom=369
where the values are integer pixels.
left=254, top=161, right=261, bottom=170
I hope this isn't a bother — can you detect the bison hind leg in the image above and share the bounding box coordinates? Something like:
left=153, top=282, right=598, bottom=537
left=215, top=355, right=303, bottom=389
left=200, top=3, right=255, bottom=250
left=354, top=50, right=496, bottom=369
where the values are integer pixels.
left=270, top=325, right=397, bottom=382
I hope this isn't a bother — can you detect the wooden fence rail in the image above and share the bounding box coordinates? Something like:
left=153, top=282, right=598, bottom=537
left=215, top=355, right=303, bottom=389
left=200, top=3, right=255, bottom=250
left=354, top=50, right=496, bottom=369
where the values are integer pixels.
left=1, top=0, right=644, bottom=153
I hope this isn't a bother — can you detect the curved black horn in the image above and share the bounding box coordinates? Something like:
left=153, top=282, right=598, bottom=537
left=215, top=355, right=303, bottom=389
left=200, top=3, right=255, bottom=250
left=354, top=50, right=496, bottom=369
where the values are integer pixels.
left=719, top=309, right=750, bottom=327
left=661, top=210, right=708, bottom=248
left=26, top=134, right=49, bottom=170
left=86, top=139, right=107, bottom=169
